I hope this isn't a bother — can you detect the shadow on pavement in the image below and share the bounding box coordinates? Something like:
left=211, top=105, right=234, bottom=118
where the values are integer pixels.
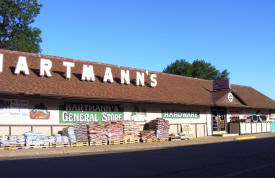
left=1, top=137, right=275, bottom=178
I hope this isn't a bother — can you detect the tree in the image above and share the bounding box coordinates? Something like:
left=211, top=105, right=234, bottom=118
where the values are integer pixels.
left=163, top=59, right=229, bottom=80
left=0, top=0, right=42, bottom=53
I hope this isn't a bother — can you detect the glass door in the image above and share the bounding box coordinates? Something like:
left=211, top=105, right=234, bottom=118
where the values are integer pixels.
left=212, top=109, right=226, bottom=133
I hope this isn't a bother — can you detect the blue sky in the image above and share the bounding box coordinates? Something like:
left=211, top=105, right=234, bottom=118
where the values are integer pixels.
left=34, top=0, right=275, bottom=100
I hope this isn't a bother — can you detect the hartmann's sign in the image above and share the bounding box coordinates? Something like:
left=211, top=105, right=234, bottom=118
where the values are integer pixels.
left=59, top=103, right=124, bottom=124
left=0, top=53, right=158, bottom=87
left=162, top=111, right=200, bottom=119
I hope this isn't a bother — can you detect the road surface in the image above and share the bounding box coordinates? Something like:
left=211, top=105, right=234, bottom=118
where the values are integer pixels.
left=0, top=137, right=275, bottom=178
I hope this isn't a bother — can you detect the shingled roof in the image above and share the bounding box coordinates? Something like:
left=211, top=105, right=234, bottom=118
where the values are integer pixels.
left=0, top=49, right=275, bottom=110
left=231, top=84, right=275, bottom=109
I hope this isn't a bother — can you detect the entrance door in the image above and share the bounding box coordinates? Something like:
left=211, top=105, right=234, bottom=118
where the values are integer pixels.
left=212, top=108, right=226, bottom=134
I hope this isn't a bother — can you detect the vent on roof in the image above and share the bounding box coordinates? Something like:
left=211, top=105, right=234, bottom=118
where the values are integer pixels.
left=213, top=80, right=231, bottom=91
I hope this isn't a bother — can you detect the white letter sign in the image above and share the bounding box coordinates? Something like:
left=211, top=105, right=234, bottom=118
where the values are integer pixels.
left=0, top=50, right=159, bottom=88
left=63, top=61, right=75, bottom=79
left=121, top=69, right=130, bottom=85
left=150, top=74, right=157, bottom=87
left=82, top=64, right=95, bottom=81
left=40, top=58, right=52, bottom=77
left=14, top=56, right=29, bottom=75
left=136, top=72, right=145, bottom=86
left=103, top=67, right=114, bottom=83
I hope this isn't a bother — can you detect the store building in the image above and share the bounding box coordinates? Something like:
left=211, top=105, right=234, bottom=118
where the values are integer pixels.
left=0, top=49, right=275, bottom=137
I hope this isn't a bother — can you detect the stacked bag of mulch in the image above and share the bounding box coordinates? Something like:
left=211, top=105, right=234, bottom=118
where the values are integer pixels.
left=63, top=127, right=77, bottom=143
left=73, top=124, right=89, bottom=142
left=15, top=135, right=25, bottom=145
left=0, top=135, right=25, bottom=145
left=53, top=134, right=69, bottom=143
left=140, top=130, right=156, bottom=140
left=7, top=135, right=17, bottom=145
left=63, top=125, right=88, bottom=143
left=123, top=120, right=140, bottom=139
left=87, top=122, right=108, bottom=142
left=48, top=136, right=56, bottom=143
left=148, top=118, right=170, bottom=138
left=105, top=121, right=124, bottom=141
left=0, top=135, right=9, bottom=146
left=24, top=131, right=49, bottom=145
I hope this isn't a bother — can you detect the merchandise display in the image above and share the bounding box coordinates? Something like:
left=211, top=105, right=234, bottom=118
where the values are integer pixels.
left=48, top=136, right=56, bottom=143
left=73, top=124, right=89, bottom=142
left=0, top=118, right=170, bottom=149
left=88, top=122, right=108, bottom=142
left=105, top=121, right=124, bottom=141
left=123, top=120, right=140, bottom=139
left=54, top=134, right=69, bottom=143
left=61, top=136, right=69, bottom=143
left=63, top=127, right=77, bottom=143
left=15, top=135, right=25, bottom=145
left=24, top=132, right=49, bottom=145
left=0, top=135, right=25, bottom=145
left=148, top=118, right=170, bottom=138
left=0, top=135, right=8, bottom=145
left=140, top=130, right=156, bottom=140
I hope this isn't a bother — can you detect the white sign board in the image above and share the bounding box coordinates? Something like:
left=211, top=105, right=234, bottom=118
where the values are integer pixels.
left=0, top=99, right=28, bottom=116
left=213, top=80, right=230, bottom=90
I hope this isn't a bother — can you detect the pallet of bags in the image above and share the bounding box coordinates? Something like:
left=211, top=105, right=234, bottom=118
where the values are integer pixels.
left=88, top=122, right=108, bottom=146
left=48, top=136, right=56, bottom=144
left=140, top=130, right=157, bottom=143
left=123, top=120, right=140, bottom=144
left=149, top=118, right=170, bottom=141
left=63, top=127, right=77, bottom=143
left=74, top=124, right=89, bottom=142
left=49, top=134, right=70, bottom=148
left=0, top=135, right=8, bottom=146
left=0, top=135, right=25, bottom=150
left=70, top=124, right=89, bottom=147
left=24, top=132, right=49, bottom=148
left=105, top=121, right=124, bottom=145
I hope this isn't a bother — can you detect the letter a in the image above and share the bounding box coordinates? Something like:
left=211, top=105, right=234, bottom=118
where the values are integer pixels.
left=14, top=56, right=29, bottom=75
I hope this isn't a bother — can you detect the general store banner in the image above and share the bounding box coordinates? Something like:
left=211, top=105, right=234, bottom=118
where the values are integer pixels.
left=162, top=111, right=200, bottom=119
left=59, top=102, right=124, bottom=124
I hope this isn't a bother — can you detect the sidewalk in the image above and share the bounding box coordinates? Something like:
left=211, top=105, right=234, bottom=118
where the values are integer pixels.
left=1, top=132, right=275, bottom=161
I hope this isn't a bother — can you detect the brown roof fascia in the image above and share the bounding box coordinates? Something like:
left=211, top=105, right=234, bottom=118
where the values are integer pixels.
left=0, top=91, right=213, bottom=108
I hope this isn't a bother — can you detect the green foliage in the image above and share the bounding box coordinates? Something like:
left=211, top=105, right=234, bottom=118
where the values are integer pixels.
left=163, top=59, right=229, bottom=80
left=0, top=0, right=42, bottom=53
